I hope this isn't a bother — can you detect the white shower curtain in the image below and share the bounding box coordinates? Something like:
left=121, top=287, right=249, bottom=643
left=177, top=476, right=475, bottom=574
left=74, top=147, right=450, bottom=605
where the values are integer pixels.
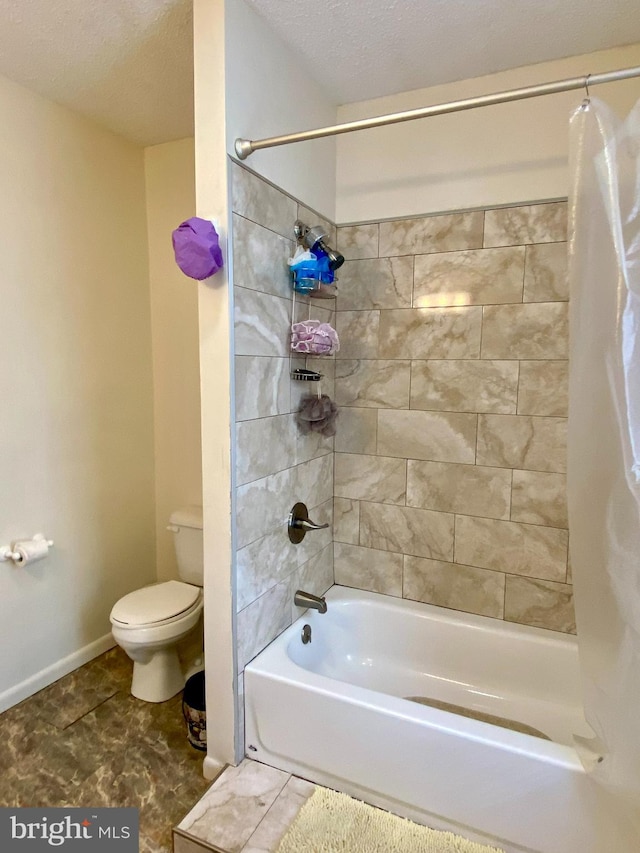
left=568, top=95, right=640, bottom=821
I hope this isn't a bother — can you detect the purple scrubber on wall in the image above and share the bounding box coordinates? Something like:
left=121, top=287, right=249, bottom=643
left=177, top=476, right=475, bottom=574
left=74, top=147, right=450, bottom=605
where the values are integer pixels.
left=172, top=217, right=223, bottom=280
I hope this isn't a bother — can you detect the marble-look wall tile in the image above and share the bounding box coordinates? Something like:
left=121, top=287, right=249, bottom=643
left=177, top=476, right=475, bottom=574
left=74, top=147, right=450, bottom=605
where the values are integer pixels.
left=413, top=247, right=525, bottom=307
left=237, top=579, right=292, bottom=669
left=236, top=454, right=333, bottom=549
left=337, top=257, right=413, bottom=310
left=403, top=556, right=505, bottom=618
left=293, top=452, right=334, bottom=507
left=455, top=515, right=568, bottom=581
left=334, top=407, right=377, bottom=454
left=335, top=359, right=410, bottom=408
left=293, top=421, right=334, bottom=468
left=505, top=576, right=575, bottom=633
left=360, top=502, right=454, bottom=561
left=232, top=164, right=297, bottom=239
left=483, top=202, right=567, bottom=248
left=236, top=500, right=332, bottom=611
left=337, top=223, right=379, bottom=260
left=232, top=214, right=293, bottom=299
left=476, top=414, right=566, bottom=473
left=235, top=356, right=290, bottom=421
left=334, top=452, right=406, bottom=504
left=235, top=287, right=290, bottom=358
left=236, top=415, right=292, bottom=486
left=292, top=295, right=333, bottom=326
left=378, top=307, right=482, bottom=359
left=511, top=470, right=568, bottom=528
left=290, top=357, right=335, bottom=413
left=517, top=360, right=568, bottom=417
left=333, top=498, right=360, bottom=544
left=523, top=243, right=568, bottom=302
left=178, top=760, right=289, bottom=852
left=410, top=360, right=518, bottom=414
left=407, top=460, right=511, bottom=520
left=293, top=544, right=334, bottom=620
left=379, top=211, right=484, bottom=257
left=335, top=310, right=380, bottom=359
left=334, top=542, right=403, bottom=596
left=377, top=409, right=477, bottom=464
left=297, top=204, right=336, bottom=246
left=481, top=302, right=568, bottom=359
left=236, top=415, right=332, bottom=487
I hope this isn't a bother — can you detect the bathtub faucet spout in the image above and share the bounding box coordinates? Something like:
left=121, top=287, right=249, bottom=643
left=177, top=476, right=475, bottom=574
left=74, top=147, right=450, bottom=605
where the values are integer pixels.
left=294, top=589, right=327, bottom=614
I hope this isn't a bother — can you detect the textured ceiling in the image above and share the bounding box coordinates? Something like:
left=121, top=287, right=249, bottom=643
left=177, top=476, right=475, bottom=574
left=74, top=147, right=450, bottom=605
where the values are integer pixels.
left=0, top=0, right=639, bottom=147
left=246, top=0, right=640, bottom=105
left=0, top=0, right=194, bottom=146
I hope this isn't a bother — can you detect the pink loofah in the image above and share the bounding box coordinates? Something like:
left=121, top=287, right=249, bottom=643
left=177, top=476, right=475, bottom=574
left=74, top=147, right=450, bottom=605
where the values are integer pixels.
left=291, top=320, right=340, bottom=355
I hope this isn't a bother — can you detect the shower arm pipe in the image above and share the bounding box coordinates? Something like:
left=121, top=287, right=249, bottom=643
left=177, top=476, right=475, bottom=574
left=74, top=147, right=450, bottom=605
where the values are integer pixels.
left=234, top=65, right=640, bottom=160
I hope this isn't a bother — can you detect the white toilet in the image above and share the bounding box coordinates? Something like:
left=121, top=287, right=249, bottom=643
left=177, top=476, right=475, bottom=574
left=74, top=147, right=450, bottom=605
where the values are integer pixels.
left=110, top=506, right=204, bottom=703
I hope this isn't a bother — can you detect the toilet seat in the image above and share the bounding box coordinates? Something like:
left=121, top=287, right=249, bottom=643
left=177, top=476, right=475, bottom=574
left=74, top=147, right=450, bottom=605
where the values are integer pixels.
left=110, top=580, right=201, bottom=628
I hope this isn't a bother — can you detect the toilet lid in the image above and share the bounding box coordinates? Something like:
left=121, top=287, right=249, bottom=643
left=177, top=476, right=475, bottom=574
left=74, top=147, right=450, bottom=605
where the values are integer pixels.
left=111, top=580, right=200, bottom=625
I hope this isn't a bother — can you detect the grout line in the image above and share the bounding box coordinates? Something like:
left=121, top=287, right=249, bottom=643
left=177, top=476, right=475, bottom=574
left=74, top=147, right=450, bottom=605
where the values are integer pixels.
left=509, top=469, right=515, bottom=521
left=452, top=514, right=457, bottom=563
left=335, top=199, right=567, bottom=229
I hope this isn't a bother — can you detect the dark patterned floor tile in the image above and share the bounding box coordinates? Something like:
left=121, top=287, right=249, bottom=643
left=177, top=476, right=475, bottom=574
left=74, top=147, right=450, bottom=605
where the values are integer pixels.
left=0, top=650, right=206, bottom=853
left=0, top=703, right=59, bottom=775
left=23, top=647, right=131, bottom=730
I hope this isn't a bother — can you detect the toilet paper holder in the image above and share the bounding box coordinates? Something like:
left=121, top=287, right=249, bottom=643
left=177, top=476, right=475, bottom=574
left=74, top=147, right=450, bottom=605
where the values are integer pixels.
left=0, top=533, right=54, bottom=565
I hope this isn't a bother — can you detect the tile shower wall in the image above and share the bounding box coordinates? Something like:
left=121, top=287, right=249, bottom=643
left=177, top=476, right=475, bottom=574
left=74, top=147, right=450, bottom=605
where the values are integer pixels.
left=333, top=201, right=574, bottom=634
left=231, top=163, right=336, bottom=683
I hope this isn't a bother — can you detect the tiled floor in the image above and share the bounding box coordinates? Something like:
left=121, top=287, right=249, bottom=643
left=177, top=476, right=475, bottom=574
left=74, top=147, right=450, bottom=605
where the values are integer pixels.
left=175, top=760, right=315, bottom=853
left=0, top=648, right=211, bottom=852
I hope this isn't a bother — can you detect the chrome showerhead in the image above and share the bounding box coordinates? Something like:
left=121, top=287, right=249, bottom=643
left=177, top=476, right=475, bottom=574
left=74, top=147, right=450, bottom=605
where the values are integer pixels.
left=294, top=220, right=345, bottom=271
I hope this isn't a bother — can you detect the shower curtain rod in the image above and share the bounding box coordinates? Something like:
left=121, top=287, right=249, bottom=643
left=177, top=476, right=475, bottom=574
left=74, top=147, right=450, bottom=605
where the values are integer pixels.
left=234, top=64, right=640, bottom=160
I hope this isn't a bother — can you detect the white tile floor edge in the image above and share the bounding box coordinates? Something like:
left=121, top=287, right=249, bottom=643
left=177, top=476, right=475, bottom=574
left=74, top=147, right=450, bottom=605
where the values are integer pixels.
left=175, top=759, right=515, bottom=853
left=176, top=759, right=314, bottom=853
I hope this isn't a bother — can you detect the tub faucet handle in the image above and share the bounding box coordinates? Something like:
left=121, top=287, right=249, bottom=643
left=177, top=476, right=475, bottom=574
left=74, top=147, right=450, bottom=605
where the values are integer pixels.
left=288, top=502, right=329, bottom=543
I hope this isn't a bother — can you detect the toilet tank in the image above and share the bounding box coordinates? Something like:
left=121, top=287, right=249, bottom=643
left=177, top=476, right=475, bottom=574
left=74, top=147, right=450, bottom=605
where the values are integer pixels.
left=169, top=506, right=204, bottom=586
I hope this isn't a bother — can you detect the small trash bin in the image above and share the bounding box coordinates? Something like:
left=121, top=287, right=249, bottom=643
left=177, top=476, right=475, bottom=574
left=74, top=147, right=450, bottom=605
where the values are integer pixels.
left=182, top=671, right=206, bottom=751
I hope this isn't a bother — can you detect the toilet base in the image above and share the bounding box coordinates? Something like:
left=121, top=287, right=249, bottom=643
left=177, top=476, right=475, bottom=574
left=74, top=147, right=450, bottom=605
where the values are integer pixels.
left=131, top=647, right=185, bottom=703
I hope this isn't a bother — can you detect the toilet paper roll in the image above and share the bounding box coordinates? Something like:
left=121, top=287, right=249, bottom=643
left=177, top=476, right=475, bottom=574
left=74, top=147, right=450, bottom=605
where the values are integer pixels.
left=12, top=536, right=50, bottom=566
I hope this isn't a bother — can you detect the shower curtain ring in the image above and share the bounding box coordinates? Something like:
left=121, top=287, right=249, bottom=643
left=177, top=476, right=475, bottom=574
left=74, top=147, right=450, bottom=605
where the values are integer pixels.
left=581, top=74, right=591, bottom=109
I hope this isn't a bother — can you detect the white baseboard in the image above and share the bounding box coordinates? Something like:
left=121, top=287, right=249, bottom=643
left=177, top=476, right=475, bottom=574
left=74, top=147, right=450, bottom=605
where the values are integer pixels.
left=0, top=633, right=116, bottom=714
left=203, top=755, right=226, bottom=780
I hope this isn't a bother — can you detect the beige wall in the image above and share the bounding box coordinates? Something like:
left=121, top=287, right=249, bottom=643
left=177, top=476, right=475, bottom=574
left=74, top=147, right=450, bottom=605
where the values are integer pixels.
left=225, top=0, right=337, bottom=220
left=334, top=202, right=574, bottom=634
left=144, top=138, right=202, bottom=582
left=336, top=43, right=640, bottom=222
left=194, top=0, right=236, bottom=772
left=0, top=73, right=156, bottom=710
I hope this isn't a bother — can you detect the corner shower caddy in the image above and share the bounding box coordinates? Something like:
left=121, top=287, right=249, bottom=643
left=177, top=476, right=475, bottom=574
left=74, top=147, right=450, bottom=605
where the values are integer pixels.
left=288, top=220, right=339, bottom=389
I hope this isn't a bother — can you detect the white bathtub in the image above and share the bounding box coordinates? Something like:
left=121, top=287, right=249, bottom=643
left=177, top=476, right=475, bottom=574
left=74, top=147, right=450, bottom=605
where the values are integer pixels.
left=244, top=586, right=634, bottom=853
